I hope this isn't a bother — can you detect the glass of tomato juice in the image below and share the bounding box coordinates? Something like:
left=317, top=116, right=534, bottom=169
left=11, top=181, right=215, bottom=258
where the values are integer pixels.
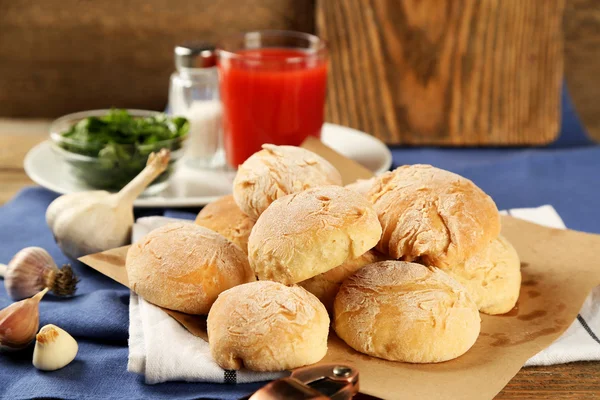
left=217, top=31, right=328, bottom=167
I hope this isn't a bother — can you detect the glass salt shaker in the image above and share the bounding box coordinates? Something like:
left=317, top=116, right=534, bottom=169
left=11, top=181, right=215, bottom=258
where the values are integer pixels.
left=168, top=43, right=224, bottom=169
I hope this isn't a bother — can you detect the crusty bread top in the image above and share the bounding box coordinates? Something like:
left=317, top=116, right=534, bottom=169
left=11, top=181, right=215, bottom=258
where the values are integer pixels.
left=233, top=144, right=343, bottom=219
left=207, top=281, right=329, bottom=371
left=333, top=260, right=480, bottom=363
left=209, top=281, right=327, bottom=341
left=195, top=195, right=255, bottom=253
left=337, top=260, right=471, bottom=302
left=248, top=185, right=382, bottom=284
left=367, top=164, right=500, bottom=267
left=126, top=222, right=255, bottom=314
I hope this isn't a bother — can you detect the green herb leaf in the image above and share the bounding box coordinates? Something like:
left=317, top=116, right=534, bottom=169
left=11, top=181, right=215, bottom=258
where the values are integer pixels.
left=58, top=109, right=189, bottom=190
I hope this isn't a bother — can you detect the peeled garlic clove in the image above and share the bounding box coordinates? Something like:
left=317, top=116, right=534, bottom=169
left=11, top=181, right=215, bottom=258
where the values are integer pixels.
left=1, top=247, right=78, bottom=301
left=33, top=324, right=78, bottom=371
left=0, top=288, right=48, bottom=352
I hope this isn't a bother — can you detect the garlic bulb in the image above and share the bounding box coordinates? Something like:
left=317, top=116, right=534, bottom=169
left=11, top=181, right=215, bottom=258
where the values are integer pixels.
left=33, top=324, right=78, bottom=371
left=46, top=149, right=170, bottom=259
left=0, top=288, right=48, bottom=352
left=0, top=247, right=78, bottom=301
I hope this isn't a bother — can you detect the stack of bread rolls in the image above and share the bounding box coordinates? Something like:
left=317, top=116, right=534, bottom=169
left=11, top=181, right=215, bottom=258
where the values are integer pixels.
left=126, top=144, right=520, bottom=372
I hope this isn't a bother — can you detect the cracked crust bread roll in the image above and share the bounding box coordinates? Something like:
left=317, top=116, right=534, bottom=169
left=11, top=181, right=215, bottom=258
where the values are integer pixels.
left=367, top=164, right=500, bottom=268
left=126, top=222, right=255, bottom=314
left=442, top=235, right=521, bottom=315
left=334, top=261, right=480, bottom=363
left=233, top=144, right=343, bottom=219
left=299, top=250, right=386, bottom=312
left=207, top=281, right=329, bottom=371
left=194, top=195, right=254, bottom=253
left=248, top=185, right=382, bottom=284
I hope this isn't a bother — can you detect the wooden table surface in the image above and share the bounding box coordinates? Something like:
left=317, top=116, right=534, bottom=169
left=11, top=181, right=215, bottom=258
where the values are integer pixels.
left=1, top=120, right=599, bottom=399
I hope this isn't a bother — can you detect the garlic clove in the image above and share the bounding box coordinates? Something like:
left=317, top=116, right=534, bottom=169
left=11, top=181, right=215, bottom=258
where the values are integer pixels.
left=0, top=288, right=48, bottom=352
left=1, top=247, right=79, bottom=301
left=33, top=324, right=78, bottom=371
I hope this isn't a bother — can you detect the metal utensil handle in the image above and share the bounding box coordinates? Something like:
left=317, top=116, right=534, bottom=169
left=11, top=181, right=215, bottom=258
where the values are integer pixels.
left=244, top=364, right=359, bottom=400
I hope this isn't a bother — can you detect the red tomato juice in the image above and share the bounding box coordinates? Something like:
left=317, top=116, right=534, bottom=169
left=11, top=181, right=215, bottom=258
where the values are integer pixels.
left=218, top=48, right=328, bottom=167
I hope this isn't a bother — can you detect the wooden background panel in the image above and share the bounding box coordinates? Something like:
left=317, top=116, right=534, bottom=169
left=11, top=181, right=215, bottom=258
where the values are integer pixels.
left=564, top=0, right=600, bottom=142
left=0, top=0, right=315, bottom=118
left=0, top=0, right=597, bottom=143
left=317, top=0, right=565, bottom=145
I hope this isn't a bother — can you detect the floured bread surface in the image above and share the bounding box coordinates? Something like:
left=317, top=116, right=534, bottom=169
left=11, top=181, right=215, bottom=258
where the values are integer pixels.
left=345, top=177, right=377, bottom=196
left=367, top=164, right=500, bottom=267
left=334, top=261, right=480, bottom=363
left=443, top=235, right=521, bottom=315
left=195, top=195, right=255, bottom=254
left=233, top=144, right=343, bottom=219
left=248, top=185, right=382, bottom=284
left=126, top=222, right=255, bottom=315
left=207, top=281, right=329, bottom=371
left=299, top=250, right=386, bottom=312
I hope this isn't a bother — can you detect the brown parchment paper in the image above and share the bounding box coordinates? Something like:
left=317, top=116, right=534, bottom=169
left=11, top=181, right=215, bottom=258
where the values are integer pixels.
left=79, top=140, right=600, bottom=400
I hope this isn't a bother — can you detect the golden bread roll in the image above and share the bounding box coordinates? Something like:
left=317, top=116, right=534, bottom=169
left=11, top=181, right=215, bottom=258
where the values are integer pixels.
left=233, top=144, right=343, bottom=219
left=299, top=250, right=386, bottom=312
left=207, top=281, right=329, bottom=371
left=367, top=164, right=500, bottom=268
left=126, top=222, right=255, bottom=314
left=194, top=195, right=254, bottom=253
left=248, top=186, right=382, bottom=284
left=334, top=261, right=480, bottom=363
left=345, top=177, right=377, bottom=196
left=443, top=235, right=521, bottom=315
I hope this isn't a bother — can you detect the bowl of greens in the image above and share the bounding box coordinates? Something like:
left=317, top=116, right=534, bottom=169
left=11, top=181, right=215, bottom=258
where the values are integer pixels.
left=49, top=109, right=189, bottom=192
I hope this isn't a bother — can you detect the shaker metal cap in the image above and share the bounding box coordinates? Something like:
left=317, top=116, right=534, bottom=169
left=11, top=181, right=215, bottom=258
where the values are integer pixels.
left=174, top=42, right=216, bottom=69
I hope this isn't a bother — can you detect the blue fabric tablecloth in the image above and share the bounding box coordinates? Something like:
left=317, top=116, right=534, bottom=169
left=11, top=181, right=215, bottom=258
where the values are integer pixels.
left=0, top=86, right=599, bottom=399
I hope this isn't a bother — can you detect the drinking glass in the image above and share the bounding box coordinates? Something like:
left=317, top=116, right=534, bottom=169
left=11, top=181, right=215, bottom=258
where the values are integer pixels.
left=217, top=31, right=328, bottom=167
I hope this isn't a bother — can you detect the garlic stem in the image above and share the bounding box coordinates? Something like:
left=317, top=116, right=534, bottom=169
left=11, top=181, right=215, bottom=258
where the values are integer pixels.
left=45, top=265, right=78, bottom=297
left=33, top=287, right=49, bottom=301
left=0, top=264, right=6, bottom=278
left=115, top=149, right=171, bottom=205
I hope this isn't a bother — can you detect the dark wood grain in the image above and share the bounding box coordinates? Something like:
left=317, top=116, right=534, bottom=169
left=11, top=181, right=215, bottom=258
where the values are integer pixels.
left=2, top=0, right=597, bottom=145
left=0, top=0, right=315, bottom=118
left=317, top=0, right=565, bottom=145
left=564, top=0, right=600, bottom=142
left=497, top=362, right=600, bottom=399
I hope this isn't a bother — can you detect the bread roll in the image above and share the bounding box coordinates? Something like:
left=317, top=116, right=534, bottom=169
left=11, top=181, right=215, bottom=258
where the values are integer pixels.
left=345, top=177, right=376, bottom=196
left=334, top=261, right=480, bottom=363
left=299, top=250, right=386, bottom=312
left=233, top=144, right=343, bottom=219
left=207, top=281, right=329, bottom=371
left=248, top=186, right=382, bottom=284
left=443, top=235, right=521, bottom=315
left=195, top=195, right=254, bottom=253
left=126, top=222, right=255, bottom=314
left=367, top=164, right=500, bottom=268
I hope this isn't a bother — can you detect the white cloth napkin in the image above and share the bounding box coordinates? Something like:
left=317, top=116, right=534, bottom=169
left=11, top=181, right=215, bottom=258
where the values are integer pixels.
left=498, top=206, right=600, bottom=367
left=128, top=206, right=600, bottom=383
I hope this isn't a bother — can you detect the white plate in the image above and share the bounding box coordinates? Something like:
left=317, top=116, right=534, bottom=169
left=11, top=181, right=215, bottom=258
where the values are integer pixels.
left=24, top=123, right=392, bottom=208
